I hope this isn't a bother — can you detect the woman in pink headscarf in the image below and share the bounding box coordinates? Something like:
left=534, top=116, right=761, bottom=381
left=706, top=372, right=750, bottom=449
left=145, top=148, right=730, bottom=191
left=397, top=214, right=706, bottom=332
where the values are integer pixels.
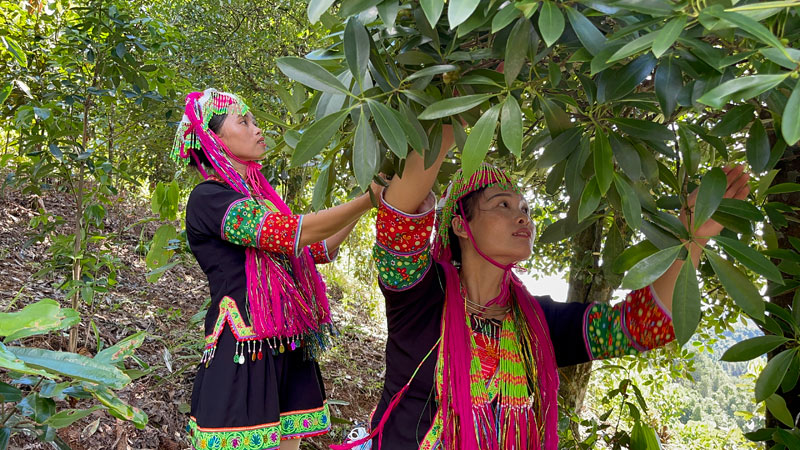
left=173, top=88, right=381, bottom=450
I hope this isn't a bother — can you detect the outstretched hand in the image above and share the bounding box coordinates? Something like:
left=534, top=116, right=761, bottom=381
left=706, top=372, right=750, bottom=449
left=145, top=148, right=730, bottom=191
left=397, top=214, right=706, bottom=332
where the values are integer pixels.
left=680, top=165, right=751, bottom=243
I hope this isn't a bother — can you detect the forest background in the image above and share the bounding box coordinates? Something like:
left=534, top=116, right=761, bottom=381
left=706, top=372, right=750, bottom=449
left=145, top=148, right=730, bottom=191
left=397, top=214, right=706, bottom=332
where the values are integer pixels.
left=2, top=0, right=800, bottom=448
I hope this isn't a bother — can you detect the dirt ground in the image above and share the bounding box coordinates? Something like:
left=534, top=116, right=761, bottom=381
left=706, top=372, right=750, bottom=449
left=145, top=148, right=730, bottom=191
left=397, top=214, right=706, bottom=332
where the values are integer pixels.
left=0, top=186, right=385, bottom=450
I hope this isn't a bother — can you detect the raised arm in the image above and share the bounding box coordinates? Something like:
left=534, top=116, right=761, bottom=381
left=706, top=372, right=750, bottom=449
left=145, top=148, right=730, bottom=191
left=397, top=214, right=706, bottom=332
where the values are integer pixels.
left=297, top=188, right=378, bottom=249
left=384, top=125, right=454, bottom=213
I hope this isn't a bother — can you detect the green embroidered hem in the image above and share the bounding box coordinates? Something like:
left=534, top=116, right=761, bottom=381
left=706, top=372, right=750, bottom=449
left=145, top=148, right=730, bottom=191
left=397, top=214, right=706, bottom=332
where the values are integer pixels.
left=187, top=403, right=331, bottom=449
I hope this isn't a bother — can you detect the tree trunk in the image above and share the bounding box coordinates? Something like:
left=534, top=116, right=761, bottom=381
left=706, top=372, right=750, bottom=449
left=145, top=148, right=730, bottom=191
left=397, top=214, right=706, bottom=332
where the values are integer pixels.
left=766, top=144, right=800, bottom=430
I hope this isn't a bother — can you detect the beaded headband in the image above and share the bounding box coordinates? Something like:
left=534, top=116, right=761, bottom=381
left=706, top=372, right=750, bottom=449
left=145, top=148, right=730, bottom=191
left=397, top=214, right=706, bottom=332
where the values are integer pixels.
left=434, top=164, right=521, bottom=251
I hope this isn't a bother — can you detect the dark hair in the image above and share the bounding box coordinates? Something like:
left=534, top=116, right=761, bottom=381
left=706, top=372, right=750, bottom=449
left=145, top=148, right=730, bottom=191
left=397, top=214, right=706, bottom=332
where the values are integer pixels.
left=448, top=187, right=485, bottom=265
left=187, top=113, right=227, bottom=170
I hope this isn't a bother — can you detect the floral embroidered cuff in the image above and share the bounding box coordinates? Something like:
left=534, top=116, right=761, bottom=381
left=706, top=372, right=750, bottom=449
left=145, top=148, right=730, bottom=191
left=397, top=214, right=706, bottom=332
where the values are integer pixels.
left=583, top=287, right=674, bottom=360
left=373, top=192, right=435, bottom=290
left=221, top=198, right=301, bottom=254
left=309, top=241, right=337, bottom=264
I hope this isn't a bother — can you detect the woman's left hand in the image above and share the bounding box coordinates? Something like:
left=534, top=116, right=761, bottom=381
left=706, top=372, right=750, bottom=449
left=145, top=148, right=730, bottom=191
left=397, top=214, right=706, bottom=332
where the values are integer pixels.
left=680, top=165, right=751, bottom=245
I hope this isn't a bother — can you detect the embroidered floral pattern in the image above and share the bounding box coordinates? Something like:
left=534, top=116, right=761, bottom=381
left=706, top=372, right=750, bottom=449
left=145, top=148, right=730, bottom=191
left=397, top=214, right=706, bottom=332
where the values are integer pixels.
left=373, top=194, right=435, bottom=290
left=221, top=198, right=301, bottom=255
left=280, top=403, right=331, bottom=438
left=187, top=417, right=281, bottom=450
left=309, top=241, right=334, bottom=264
left=205, top=297, right=258, bottom=351
left=583, top=287, right=674, bottom=360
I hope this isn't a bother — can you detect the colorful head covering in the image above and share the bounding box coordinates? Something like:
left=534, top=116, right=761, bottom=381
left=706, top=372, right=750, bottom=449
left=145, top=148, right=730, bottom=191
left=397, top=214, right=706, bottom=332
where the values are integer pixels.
left=433, top=164, right=560, bottom=450
left=172, top=89, right=332, bottom=356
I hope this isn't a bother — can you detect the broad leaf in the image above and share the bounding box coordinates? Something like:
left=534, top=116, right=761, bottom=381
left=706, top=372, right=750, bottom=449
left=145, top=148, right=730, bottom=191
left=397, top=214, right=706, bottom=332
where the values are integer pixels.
left=565, top=6, right=605, bottom=56
left=782, top=78, right=800, bottom=145
left=0, top=299, right=79, bottom=342
left=710, top=104, right=756, bottom=137
left=593, top=130, right=613, bottom=194
left=577, top=178, right=601, bottom=222
left=622, top=244, right=682, bottom=290
left=492, top=3, right=520, bottom=33
left=612, top=240, right=659, bottom=274
left=44, top=406, right=103, bottom=429
left=721, top=335, right=790, bottom=362
left=292, top=110, right=349, bottom=167
left=344, top=17, right=371, bottom=85
left=698, top=74, right=789, bottom=109
left=706, top=251, right=765, bottom=320
left=765, top=394, right=795, bottom=428
left=672, top=259, right=701, bottom=345
left=308, top=0, right=336, bottom=23
left=354, top=108, right=380, bottom=191
left=421, top=0, right=444, bottom=27
left=693, top=167, right=727, bottom=231
left=714, top=236, right=783, bottom=284
left=610, top=118, right=673, bottom=142
left=536, top=127, right=582, bottom=169
left=746, top=119, right=770, bottom=173
left=755, top=348, right=795, bottom=402
left=539, top=1, right=564, bottom=48
left=504, top=18, right=532, bottom=86
left=462, top=104, right=501, bottom=177
left=404, top=64, right=459, bottom=82
left=8, top=346, right=131, bottom=389
left=654, top=57, right=682, bottom=117
left=652, top=15, right=687, bottom=58
left=448, top=0, right=480, bottom=28
left=94, top=331, right=147, bottom=365
left=418, top=94, right=495, bottom=120
left=277, top=57, right=349, bottom=94
left=369, top=101, right=408, bottom=158
left=614, top=174, right=642, bottom=230
left=500, top=96, right=522, bottom=157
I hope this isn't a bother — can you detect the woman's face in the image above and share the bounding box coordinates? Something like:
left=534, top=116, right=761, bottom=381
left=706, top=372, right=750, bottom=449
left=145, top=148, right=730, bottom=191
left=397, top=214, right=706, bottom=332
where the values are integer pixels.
left=454, top=186, right=534, bottom=265
left=216, top=113, right=266, bottom=162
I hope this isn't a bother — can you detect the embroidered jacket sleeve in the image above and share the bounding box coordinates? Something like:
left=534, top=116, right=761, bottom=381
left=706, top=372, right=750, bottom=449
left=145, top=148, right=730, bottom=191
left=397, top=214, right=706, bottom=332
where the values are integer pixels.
left=186, top=181, right=305, bottom=256
left=309, top=241, right=337, bottom=264
left=537, top=287, right=674, bottom=367
left=372, top=192, right=435, bottom=291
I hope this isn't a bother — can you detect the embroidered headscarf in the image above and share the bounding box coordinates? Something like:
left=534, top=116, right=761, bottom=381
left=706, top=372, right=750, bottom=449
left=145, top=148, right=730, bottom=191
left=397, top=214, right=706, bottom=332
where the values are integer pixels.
left=433, top=164, right=559, bottom=450
left=173, top=89, right=332, bottom=357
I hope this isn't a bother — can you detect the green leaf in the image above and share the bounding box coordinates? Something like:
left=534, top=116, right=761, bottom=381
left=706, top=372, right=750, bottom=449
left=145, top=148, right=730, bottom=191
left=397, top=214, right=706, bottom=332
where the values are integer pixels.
left=312, top=162, right=332, bottom=211
left=654, top=57, right=682, bottom=117
left=540, top=97, right=571, bottom=138
left=609, top=133, right=641, bottom=180
left=697, top=74, right=789, bottom=109
left=145, top=225, right=178, bottom=282
left=593, top=130, right=613, bottom=194
left=631, top=421, right=661, bottom=449
left=504, top=18, right=532, bottom=86
left=8, top=347, right=131, bottom=389
left=276, top=57, right=349, bottom=94
left=716, top=198, right=764, bottom=222
left=721, top=335, right=790, bottom=362
left=292, top=110, right=348, bottom=167
left=344, top=17, right=371, bottom=86
left=399, top=102, right=428, bottom=152
left=564, top=6, right=605, bottom=56
left=418, top=94, right=494, bottom=120
left=614, top=174, right=642, bottom=230
left=82, top=383, right=147, bottom=428
left=339, top=0, right=382, bottom=16
left=539, top=1, right=564, bottom=48
left=715, top=236, right=783, bottom=284
left=781, top=78, right=800, bottom=146
left=500, top=96, right=522, bottom=157
left=0, top=381, right=22, bottom=402
left=610, top=118, right=673, bottom=142
left=405, top=64, right=459, bottom=82
left=421, top=0, right=444, bottom=27
left=462, top=104, right=501, bottom=178
left=765, top=394, right=795, bottom=428
left=0, top=299, right=79, bottom=342
left=308, top=0, right=336, bottom=23
left=765, top=182, right=800, bottom=195
left=0, top=84, right=11, bottom=107
left=710, top=104, right=756, bottom=137
left=621, top=244, right=683, bottom=290
left=652, top=15, right=687, bottom=58
left=755, top=348, right=795, bottom=402
left=613, top=0, right=676, bottom=16
left=677, top=124, right=700, bottom=176
left=44, top=406, right=103, bottom=429
left=672, top=261, right=701, bottom=345
left=492, top=3, right=520, bottom=33
left=704, top=7, right=788, bottom=55
left=447, top=0, right=480, bottom=28
left=602, top=54, right=657, bottom=102
left=613, top=240, right=658, bottom=274
left=354, top=108, right=379, bottom=191
left=693, top=167, right=727, bottom=231
left=2, top=36, right=27, bottom=67
left=535, top=127, right=583, bottom=169
left=369, top=101, right=408, bottom=158
left=607, top=33, right=656, bottom=63
left=746, top=119, right=771, bottom=174
left=578, top=178, right=601, bottom=222
left=706, top=251, right=765, bottom=320
left=377, top=0, right=400, bottom=28
left=0, top=427, right=7, bottom=449
left=94, top=331, right=146, bottom=365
